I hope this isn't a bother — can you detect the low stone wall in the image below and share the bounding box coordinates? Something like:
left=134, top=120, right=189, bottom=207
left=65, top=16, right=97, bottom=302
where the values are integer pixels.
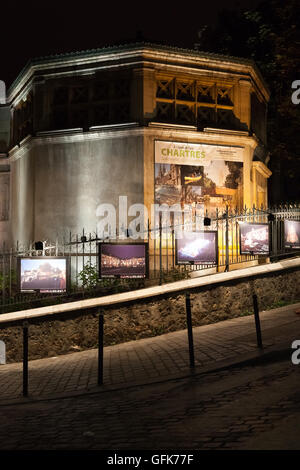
left=1, top=267, right=300, bottom=363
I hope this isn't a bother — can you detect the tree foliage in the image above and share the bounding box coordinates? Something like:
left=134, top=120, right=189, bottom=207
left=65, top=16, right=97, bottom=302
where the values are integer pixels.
left=198, top=0, right=300, bottom=203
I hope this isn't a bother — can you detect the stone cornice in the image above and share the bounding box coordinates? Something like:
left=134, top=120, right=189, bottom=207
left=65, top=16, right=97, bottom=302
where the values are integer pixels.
left=252, top=160, right=272, bottom=178
left=8, top=125, right=260, bottom=163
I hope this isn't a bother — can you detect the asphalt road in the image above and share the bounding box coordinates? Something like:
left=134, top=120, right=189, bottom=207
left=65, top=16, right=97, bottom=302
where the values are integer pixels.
left=0, top=349, right=299, bottom=452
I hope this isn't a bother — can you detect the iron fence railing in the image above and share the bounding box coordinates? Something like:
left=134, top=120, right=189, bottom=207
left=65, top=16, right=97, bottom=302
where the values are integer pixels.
left=0, top=204, right=299, bottom=313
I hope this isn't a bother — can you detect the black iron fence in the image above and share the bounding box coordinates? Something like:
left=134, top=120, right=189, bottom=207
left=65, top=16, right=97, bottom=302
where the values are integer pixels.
left=0, top=204, right=299, bottom=313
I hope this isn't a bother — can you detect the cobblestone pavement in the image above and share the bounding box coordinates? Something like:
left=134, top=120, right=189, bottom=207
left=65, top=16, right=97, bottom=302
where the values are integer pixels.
left=0, top=303, right=299, bottom=451
left=0, top=351, right=299, bottom=450
left=0, top=303, right=299, bottom=403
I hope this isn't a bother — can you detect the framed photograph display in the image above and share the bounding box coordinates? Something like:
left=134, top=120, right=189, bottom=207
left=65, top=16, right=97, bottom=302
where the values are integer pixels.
left=99, top=243, right=148, bottom=279
left=19, top=257, right=68, bottom=293
left=175, top=231, right=218, bottom=265
left=284, top=220, right=300, bottom=250
left=239, top=222, right=269, bottom=255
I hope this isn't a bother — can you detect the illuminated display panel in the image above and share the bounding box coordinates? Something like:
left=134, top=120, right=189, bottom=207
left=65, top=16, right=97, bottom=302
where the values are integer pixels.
left=175, top=231, right=218, bottom=265
left=155, top=141, right=244, bottom=213
left=99, top=243, right=148, bottom=279
left=19, top=257, right=68, bottom=293
left=284, top=220, right=300, bottom=250
left=239, top=223, right=269, bottom=255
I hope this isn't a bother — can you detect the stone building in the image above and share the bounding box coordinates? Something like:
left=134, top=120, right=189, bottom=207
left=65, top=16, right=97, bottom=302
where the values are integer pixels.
left=0, top=80, right=10, bottom=246
left=0, top=43, right=271, bottom=246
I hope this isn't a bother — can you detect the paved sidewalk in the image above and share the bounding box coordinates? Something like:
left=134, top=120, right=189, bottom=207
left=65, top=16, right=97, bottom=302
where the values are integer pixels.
left=0, top=302, right=299, bottom=404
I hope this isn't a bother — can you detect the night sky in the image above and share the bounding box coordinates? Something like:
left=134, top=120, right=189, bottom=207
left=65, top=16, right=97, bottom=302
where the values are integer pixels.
left=2, top=0, right=261, bottom=88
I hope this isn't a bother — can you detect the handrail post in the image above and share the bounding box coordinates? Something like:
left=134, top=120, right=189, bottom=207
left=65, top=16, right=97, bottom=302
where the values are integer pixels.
left=98, top=313, right=104, bottom=385
left=253, top=294, right=263, bottom=349
left=185, top=292, right=195, bottom=368
left=23, top=321, right=29, bottom=397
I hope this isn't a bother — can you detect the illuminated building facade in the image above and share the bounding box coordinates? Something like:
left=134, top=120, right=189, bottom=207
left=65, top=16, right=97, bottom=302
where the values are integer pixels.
left=0, top=43, right=271, bottom=246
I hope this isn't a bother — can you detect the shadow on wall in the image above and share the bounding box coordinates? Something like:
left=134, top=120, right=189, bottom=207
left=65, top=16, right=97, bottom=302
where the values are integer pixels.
left=0, top=140, right=7, bottom=153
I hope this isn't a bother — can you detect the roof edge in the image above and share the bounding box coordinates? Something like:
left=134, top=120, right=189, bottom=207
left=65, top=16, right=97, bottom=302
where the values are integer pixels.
left=8, top=42, right=270, bottom=100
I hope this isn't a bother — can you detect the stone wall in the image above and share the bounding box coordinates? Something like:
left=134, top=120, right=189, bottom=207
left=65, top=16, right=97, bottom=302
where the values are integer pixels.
left=1, top=267, right=299, bottom=363
left=10, top=133, right=144, bottom=245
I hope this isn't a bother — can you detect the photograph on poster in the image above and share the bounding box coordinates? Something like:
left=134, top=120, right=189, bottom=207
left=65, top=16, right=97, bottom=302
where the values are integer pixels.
left=155, top=160, right=243, bottom=211
left=176, top=231, right=218, bottom=265
left=20, top=258, right=67, bottom=293
left=239, top=223, right=269, bottom=255
left=99, top=243, right=148, bottom=279
left=284, top=220, right=300, bottom=249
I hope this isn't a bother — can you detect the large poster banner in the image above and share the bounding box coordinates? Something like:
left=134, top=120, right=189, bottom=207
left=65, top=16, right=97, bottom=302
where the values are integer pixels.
left=155, top=141, right=244, bottom=167
left=155, top=140, right=244, bottom=211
